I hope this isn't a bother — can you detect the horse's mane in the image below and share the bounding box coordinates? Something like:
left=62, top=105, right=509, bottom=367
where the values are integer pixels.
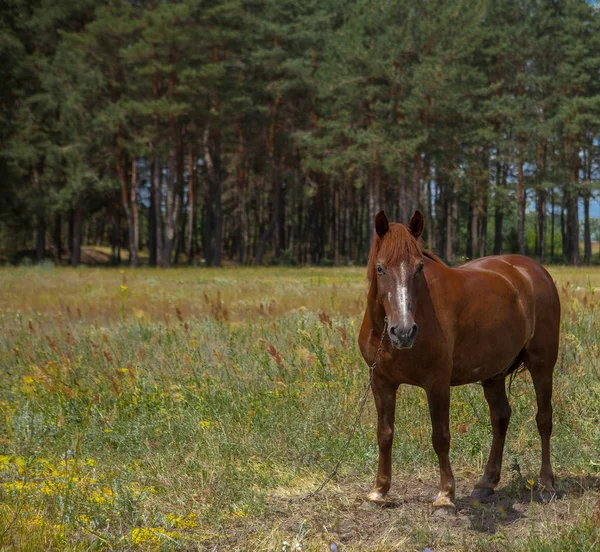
left=367, top=222, right=445, bottom=281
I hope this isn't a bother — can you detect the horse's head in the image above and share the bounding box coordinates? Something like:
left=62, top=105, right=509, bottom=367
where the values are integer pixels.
left=368, top=210, right=425, bottom=350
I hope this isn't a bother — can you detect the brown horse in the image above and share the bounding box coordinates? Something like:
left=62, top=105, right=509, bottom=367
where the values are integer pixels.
left=358, top=210, right=560, bottom=512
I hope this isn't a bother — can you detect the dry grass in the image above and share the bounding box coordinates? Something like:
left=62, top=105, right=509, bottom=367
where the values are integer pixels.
left=0, top=266, right=367, bottom=323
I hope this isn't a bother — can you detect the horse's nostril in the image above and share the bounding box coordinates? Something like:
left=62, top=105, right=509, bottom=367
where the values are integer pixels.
left=390, top=324, right=417, bottom=344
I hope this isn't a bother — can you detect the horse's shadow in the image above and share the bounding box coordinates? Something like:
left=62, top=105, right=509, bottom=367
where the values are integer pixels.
left=454, top=474, right=600, bottom=534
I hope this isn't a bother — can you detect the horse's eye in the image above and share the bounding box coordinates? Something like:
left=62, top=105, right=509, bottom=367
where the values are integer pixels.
left=376, top=265, right=384, bottom=276
left=416, top=263, right=424, bottom=274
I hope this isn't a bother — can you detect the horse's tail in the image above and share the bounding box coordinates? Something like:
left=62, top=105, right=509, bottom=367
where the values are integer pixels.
left=506, top=349, right=526, bottom=395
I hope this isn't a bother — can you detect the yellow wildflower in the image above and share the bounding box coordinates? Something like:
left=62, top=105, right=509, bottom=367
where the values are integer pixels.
left=131, top=527, right=177, bottom=545
left=14, top=457, right=26, bottom=473
left=90, top=487, right=114, bottom=504
left=166, top=512, right=198, bottom=529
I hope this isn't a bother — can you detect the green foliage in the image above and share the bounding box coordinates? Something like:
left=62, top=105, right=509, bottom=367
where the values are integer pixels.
left=0, top=0, right=599, bottom=266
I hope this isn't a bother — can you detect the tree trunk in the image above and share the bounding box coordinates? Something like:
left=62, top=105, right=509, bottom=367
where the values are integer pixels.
left=203, top=126, right=222, bottom=267
left=36, top=215, right=45, bottom=262
left=256, top=217, right=275, bottom=265
left=203, top=169, right=213, bottom=266
left=444, top=166, right=453, bottom=261
left=493, top=208, right=503, bottom=255
left=53, top=213, right=62, bottom=263
left=583, top=142, right=592, bottom=265
left=466, top=200, right=473, bottom=260
left=67, top=208, right=74, bottom=260
left=445, top=196, right=453, bottom=264
left=83, top=220, right=89, bottom=246
left=162, top=46, right=181, bottom=267
left=451, top=170, right=459, bottom=264
left=517, top=135, right=525, bottom=255
left=110, top=194, right=121, bottom=264
left=153, top=156, right=165, bottom=267
left=273, top=167, right=283, bottom=259
left=536, top=139, right=547, bottom=263
left=187, top=148, right=195, bottom=263
left=95, top=213, right=104, bottom=246
left=149, top=163, right=157, bottom=266
left=493, top=158, right=505, bottom=255
left=311, top=180, right=323, bottom=264
left=583, top=193, right=591, bottom=265
left=345, top=183, right=351, bottom=264
left=538, top=188, right=546, bottom=264
left=477, top=170, right=488, bottom=259
left=71, top=195, right=84, bottom=268
left=412, top=152, right=421, bottom=216
left=174, top=183, right=186, bottom=266
left=550, top=189, right=555, bottom=260
left=356, top=186, right=366, bottom=264
left=316, top=180, right=325, bottom=262
left=131, top=160, right=139, bottom=264
left=163, top=147, right=180, bottom=267
left=565, top=187, right=580, bottom=265
left=436, top=174, right=446, bottom=260
left=566, top=150, right=581, bottom=265
left=368, top=172, right=375, bottom=247
left=296, top=178, right=304, bottom=263
left=471, top=179, right=479, bottom=259
left=560, top=199, right=567, bottom=261
left=116, top=149, right=139, bottom=268
left=426, top=170, right=433, bottom=251
left=399, top=169, right=407, bottom=224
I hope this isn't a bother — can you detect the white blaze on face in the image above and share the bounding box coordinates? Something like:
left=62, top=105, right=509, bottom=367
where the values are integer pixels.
left=397, top=262, right=409, bottom=326
left=386, top=262, right=410, bottom=328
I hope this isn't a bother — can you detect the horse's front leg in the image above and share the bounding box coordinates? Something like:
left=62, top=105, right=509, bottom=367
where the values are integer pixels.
left=366, top=374, right=398, bottom=503
left=426, top=385, right=456, bottom=511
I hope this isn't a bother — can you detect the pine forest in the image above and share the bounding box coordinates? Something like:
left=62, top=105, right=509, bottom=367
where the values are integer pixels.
left=1, top=0, right=600, bottom=267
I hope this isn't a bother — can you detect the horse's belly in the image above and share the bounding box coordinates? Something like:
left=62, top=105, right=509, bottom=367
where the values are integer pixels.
left=450, top=353, right=520, bottom=385
left=450, top=310, right=528, bottom=385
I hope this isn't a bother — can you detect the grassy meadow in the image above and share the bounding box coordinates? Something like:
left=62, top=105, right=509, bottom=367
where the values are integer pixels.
left=0, top=265, right=599, bottom=551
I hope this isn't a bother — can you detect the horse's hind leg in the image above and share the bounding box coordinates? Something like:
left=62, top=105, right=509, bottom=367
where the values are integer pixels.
left=472, top=376, right=511, bottom=499
left=525, top=348, right=556, bottom=491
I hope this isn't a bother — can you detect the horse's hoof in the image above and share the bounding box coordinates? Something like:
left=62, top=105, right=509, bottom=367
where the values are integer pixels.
left=471, top=487, right=494, bottom=500
left=432, top=505, right=456, bottom=517
left=365, top=491, right=387, bottom=504
left=432, top=495, right=456, bottom=515
left=359, top=500, right=380, bottom=509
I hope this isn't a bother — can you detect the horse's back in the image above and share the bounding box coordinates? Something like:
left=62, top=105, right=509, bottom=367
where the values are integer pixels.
left=461, top=255, right=558, bottom=311
left=461, top=254, right=560, bottom=351
left=444, top=255, right=560, bottom=384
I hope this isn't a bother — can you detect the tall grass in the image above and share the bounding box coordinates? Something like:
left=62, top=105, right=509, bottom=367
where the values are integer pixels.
left=0, top=266, right=599, bottom=550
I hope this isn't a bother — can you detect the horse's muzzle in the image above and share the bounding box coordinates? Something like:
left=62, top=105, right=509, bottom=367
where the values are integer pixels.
left=389, top=323, right=418, bottom=349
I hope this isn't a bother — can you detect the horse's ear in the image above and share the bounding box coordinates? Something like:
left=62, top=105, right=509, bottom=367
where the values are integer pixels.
left=375, top=210, right=389, bottom=238
left=409, top=210, right=424, bottom=239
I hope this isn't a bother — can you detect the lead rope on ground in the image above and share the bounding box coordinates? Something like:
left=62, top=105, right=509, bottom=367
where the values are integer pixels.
left=299, top=318, right=388, bottom=502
